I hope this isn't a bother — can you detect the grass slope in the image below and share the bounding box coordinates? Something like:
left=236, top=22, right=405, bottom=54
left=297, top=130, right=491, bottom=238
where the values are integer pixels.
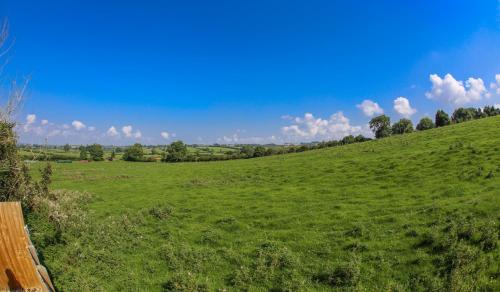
left=29, top=117, right=500, bottom=291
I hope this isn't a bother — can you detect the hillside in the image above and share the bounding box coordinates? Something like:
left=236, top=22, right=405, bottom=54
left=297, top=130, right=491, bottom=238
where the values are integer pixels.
left=28, top=116, right=500, bottom=291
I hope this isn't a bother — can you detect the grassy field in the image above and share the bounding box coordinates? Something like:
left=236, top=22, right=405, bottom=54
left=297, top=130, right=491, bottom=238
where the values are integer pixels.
left=28, top=117, right=500, bottom=291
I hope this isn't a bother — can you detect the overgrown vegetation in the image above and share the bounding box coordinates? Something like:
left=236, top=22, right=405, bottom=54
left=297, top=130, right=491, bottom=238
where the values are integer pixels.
left=30, top=116, right=500, bottom=290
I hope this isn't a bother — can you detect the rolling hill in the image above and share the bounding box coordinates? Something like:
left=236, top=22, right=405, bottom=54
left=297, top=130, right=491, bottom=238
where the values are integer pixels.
left=28, top=116, right=500, bottom=291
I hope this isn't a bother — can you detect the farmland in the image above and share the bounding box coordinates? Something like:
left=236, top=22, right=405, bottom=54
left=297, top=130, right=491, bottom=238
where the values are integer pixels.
left=27, top=116, right=500, bottom=291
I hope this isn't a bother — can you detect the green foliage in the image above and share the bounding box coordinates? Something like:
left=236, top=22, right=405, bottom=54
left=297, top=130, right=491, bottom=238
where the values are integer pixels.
left=391, top=118, right=414, bottom=135
left=123, top=143, right=144, bottom=161
left=369, top=114, right=391, bottom=138
left=86, top=144, right=104, bottom=161
left=451, top=107, right=477, bottom=123
left=163, top=141, right=188, bottom=162
left=79, top=146, right=88, bottom=160
left=27, top=116, right=500, bottom=290
left=63, top=144, right=70, bottom=152
left=416, top=117, right=435, bottom=131
left=435, top=110, right=450, bottom=127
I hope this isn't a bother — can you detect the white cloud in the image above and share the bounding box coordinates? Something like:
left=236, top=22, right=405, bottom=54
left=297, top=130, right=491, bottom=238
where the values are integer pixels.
left=122, top=125, right=133, bottom=137
left=393, top=97, right=417, bottom=118
left=72, top=120, right=86, bottom=131
left=217, top=132, right=282, bottom=144
left=160, top=131, right=170, bottom=139
left=26, top=114, right=36, bottom=124
left=282, top=112, right=369, bottom=141
left=88, top=126, right=96, bottom=131
left=356, top=100, right=384, bottom=117
left=134, top=131, right=142, bottom=139
left=41, top=119, right=49, bottom=126
left=23, top=114, right=37, bottom=132
left=107, top=126, right=119, bottom=137
left=425, top=73, right=489, bottom=105
left=490, top=74, right=500, bottom=95
left=62, top=124, right=70, bottom=129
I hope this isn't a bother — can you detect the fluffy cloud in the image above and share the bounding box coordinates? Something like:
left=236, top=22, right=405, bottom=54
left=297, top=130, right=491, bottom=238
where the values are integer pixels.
left=26, top=114, right=36, bottom=124
left=41, top=119, right=49, bottom=126
left=356, top=100, right=384, bottom=117
left=160, top=131, right=170, bottom=139
left=88, top=126, right=96, bottom=131
left=107, top=126, right=119, bottom=137
left=393, top=97, right=417, bottom=118
left=23, top=114, right=36, bottom=132
left=282, top=112, right=369, bottom=141
left=218, top=132, right=281, bottom=144
left=122, top=125, right=133, bottom=137
left=72, top=120, right=86, bottom=131
left=490, top=74, right=500, bottom=95
left=425, top=73, right=488, bottom=105
left=134, top=131, right=142, bottom=139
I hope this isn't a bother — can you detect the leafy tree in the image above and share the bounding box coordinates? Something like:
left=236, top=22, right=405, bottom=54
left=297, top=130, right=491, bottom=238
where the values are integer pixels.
left=87, top=144, right=104, bottom=161
left=123, top=143, right=144, bottom=162
left=435, top=110, right=450, bottom=127
left=253, top=146, right=266, bottom=157
left=483, top=105, right=500, bottom=117
left=109, top=150, right=116, bottom=161
left=163, top=141, right=188, bottom=162
left=474, top=108, right=487, bottom=119
left=115, top=147, right=123, bottom=153
left=341, top=135, right=356, bottom=144
left=240, top=145, right=255, bottom=158
left=369, top=115, right=391, bottom=138
left=79, top=146, right=88, bottom=160
left=416, top=117, right=435, bottom=131
left=63, top=143, right=70, bottom=152
left=451, top=107, right=476, bottom=123
left=392, top=118, right=414, bottom=135
left=354, top=135, right=369, bottom=143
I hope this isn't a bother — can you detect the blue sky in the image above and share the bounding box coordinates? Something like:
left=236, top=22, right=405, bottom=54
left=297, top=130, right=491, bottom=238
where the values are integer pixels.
left=1, top=1, right=499, bottom=145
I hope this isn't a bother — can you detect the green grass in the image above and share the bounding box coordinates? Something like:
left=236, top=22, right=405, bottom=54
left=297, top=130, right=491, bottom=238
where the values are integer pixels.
left=28, top=117, right=500, bottom=291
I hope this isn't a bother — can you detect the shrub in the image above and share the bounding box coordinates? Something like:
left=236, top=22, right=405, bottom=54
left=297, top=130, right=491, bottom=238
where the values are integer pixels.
left=123, top=143, right=144, bottom=161
left=369, top=115, right=391, bottom=138
left=313, top=256, right=361, bottom=287
left=392, top=118, right=414, bottom=135
left=416, top=117, right=435, bottom=131
left=435, top=110, right=450, bottom=127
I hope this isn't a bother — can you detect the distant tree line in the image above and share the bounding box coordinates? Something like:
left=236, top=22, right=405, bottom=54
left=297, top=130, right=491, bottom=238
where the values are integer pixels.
left=369, top=105, right=499, bottom=139
left=155, top=134, right=372, bottom=163
left=79, top=144, right=105, bottom=161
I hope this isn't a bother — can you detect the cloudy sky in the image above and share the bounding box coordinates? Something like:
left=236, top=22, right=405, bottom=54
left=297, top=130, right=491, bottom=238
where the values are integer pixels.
left=2, top=1, right=500, bottom=145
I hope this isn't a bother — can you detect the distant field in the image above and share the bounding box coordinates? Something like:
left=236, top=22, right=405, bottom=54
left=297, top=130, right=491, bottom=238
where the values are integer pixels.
left=28, top=117, right=500, bottom=290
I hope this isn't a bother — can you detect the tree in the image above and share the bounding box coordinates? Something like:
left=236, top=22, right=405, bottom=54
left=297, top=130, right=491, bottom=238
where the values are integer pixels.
left=341, top=135, right=356, bottom=144
left=87, top=144, right=104, bottom=161
left=63, top=143, right=70, bottom=152
left=253, top=146, right=266, bottom=157
left=240, top=145, right=255, bottom=158
left=109, top=150, right=116, bottom=161
left=123, top=143, right=144, bottom=162
left=79, top=146, right=88, bottom=160
left=451, top=107, right=476, bottom=123
left=416, top=117, right=435, bottom=131
left=435, top=110, right=450, bottom=127
left=354, top=135, right=369, bottom=143
left=163, top=141, right=187, bottom=162
left=483, top=105, right=500, bottom=117
left=369, top=115, right=391, bottom=138
left=392, top=118, right=414, bottom=135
